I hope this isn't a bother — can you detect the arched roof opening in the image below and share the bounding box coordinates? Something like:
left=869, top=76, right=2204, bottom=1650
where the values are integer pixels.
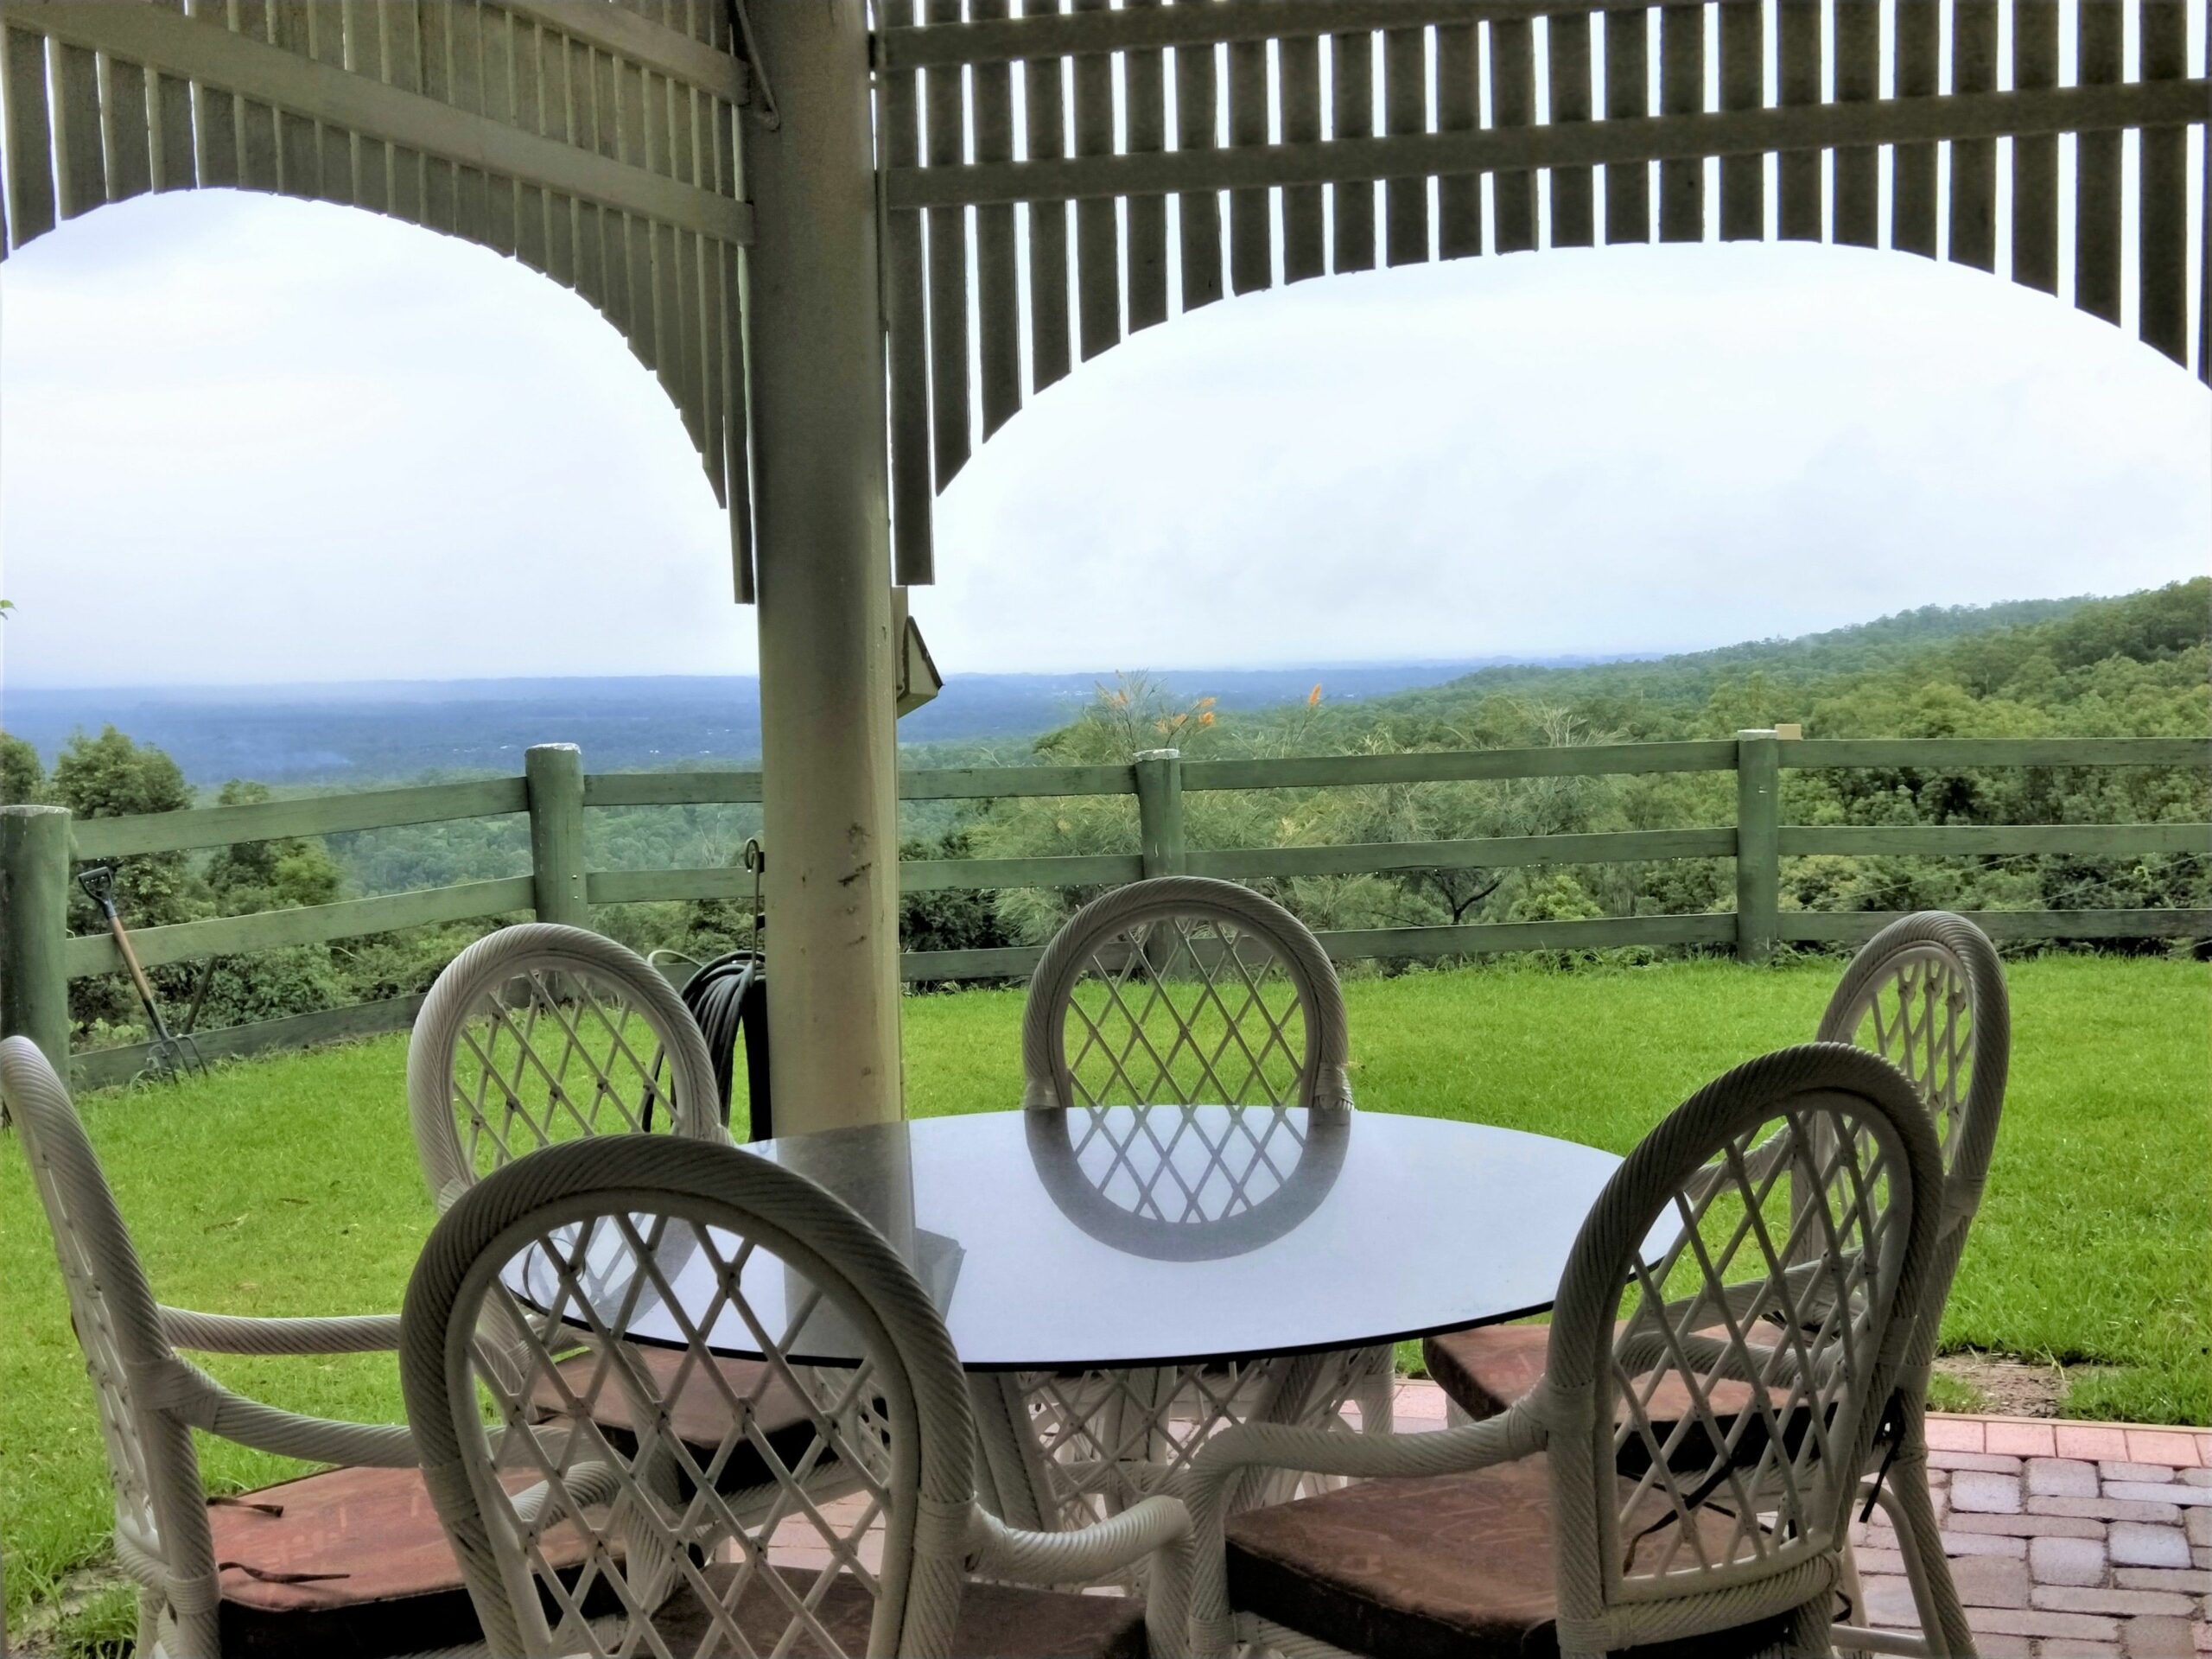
left=1, top=188, right=751, bottom=689
left=926, top=238, right=2211, bottom=673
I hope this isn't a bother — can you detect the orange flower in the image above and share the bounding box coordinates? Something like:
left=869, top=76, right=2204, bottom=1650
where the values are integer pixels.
left=1307, top=683, right=1323, bottom=708
left=1199, top=710, right=1217, bottom=727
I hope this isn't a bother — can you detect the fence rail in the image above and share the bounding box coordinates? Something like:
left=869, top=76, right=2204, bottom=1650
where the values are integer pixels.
left=3, top=730, right=2204, bottom=1084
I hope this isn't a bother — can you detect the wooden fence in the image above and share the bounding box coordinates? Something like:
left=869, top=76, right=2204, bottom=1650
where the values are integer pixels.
left=1, top=730, right=2202, bottom=1087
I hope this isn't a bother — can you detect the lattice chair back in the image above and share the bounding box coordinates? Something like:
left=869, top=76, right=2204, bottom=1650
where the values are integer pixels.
left=398, top=1131, right=982, bottom=1659
left=2, top=1037, right=219, bottom=1657
left=1538, top=1044, right=1942, bottom=1656
left=408, top=924, right=726, bottom=1215
left=1817, top=910, right=2009, bottom=1382
left=1020, top=876, right=1351, bottom=1113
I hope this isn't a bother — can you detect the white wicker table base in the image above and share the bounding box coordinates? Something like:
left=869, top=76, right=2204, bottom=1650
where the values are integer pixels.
left=971, top=1344, right=1397, bottom=1586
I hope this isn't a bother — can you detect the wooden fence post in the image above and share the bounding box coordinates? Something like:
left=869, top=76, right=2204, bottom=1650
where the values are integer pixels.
left=1734, top=728, right=1781, bottom=963
left=1133, top=748, right=1187, bottom=878
left=1, top=804, right=74, bottom=1071
left=525, top=744, right=588, bottom=929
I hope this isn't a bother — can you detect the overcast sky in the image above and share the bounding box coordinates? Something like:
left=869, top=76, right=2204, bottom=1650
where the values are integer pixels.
left=2, top=181, right=2205, bottom=690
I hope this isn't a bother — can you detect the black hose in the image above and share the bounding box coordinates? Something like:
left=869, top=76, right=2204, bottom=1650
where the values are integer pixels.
left=679, top=950, right=773, bottom=1141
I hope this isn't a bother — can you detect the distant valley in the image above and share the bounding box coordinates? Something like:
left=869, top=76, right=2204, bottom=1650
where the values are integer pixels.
left=0, top=658, right=1637, bottom=786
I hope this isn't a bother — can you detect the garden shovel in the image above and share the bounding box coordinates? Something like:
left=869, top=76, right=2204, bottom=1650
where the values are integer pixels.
left=76, top=865, right=205, bottom=1082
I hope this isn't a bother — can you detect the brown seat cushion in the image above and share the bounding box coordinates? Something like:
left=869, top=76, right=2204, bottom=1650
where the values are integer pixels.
left=1225, top=1452, right=1794, bottom=1659
left=1423, top=1324, right=1551, bottom=1421
left=1424, top=1325, right=1759, bottom=1431
left=211, top=1464, right=594, bottom=1658
left=654, top=1562, right=1148, bottom=1658
left=531, top=1344, right=830, bottom=1488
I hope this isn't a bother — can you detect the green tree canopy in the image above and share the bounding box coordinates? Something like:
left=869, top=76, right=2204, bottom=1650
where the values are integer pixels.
left=0, top=731, right=42, bottom=805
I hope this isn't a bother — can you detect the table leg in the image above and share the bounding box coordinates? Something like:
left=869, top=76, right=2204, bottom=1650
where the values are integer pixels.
left=969, top=1373, right=1052, bottom=1530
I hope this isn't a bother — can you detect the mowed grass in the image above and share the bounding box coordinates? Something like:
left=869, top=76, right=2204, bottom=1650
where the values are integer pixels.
left=3, top=954, right=2205, bottom=1640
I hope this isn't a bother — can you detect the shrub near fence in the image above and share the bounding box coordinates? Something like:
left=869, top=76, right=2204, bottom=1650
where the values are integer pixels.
left=0, top=732, right=2202, bottom=1089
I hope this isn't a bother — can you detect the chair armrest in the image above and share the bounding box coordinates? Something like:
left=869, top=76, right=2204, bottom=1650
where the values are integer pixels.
left=160, top=1305, right=402, bottom=1355
left=199, top=1389, right=417, bottom=1469
left=968, top=1497, right=1194, bottom=1659
left=1179, top=1405, right=1546, bottom=1659
left=145, top=1354, right=417, bottom=1469
left=1187, top=1405, right=1543, bottom=1502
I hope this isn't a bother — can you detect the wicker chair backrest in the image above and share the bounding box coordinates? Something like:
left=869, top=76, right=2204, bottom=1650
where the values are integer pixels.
left=1020, top=877, right=1351, bottom=1114
left=1818, top=910, right=2009, bottom=1250
left=407, top=923, right=725, bottom=1215
left=1540, top=1044, right=1942, bottom=1656
left=399, top=1133, right=981, bottom=1658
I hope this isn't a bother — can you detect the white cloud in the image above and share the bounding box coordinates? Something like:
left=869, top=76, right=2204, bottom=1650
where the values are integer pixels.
left=3, top=191, right=2205, bottom=689
left=931, top=242, right=2209, bottom=670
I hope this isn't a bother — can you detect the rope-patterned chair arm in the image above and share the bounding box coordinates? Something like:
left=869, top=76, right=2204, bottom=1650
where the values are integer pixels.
left=1197, top=1400, right=1542, bottom=1488
left=158, top=1306, right=403, bottom=1355
left=508, top=1461, right=625, bottom=1531
left=968, top=1497, right=1195, bottom=1659
left=142, top=1356, right=417, bottom=1468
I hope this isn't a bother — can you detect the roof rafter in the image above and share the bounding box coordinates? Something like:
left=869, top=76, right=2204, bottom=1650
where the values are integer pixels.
left=17, top=1, right=749, bottom=242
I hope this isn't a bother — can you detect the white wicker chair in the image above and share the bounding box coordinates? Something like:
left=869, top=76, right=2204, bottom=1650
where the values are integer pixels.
left=397, top=1132, right=1195, bottom=1658
left=1424, top=912, right=2008, bottom=1657
left=1181, top=1042, right=1946, bottom=1659
left=403, top=922, right=859, bottom=1529
left=0, top=1036, right=487, bottom=1659
left=1817, top=912, right=2008, bottom=1659
left=1008, top=878, right=1388, bottom=1540
left=406, top=922, right=726, bottom=1216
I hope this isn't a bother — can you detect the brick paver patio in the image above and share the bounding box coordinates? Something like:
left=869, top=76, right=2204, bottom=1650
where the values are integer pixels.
left=770, top=1379, right=2211, bottom=1656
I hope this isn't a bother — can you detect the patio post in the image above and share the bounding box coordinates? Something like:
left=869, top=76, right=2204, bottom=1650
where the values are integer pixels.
left=743, top=0, right=905, bottom=1128
left=525, top=743, right=588, bottom=930
left=1734, top=728, right=1781, bottom=963
left=0, top=804, right=73, bottom=1073
left=1133, top=749, right=1187, bottom=878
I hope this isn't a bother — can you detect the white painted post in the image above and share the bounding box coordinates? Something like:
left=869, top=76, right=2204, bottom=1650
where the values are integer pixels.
left=743, top=0, right=905, bottom=1129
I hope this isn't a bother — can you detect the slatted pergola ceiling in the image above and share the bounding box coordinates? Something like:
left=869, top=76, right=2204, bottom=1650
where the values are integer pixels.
left=0, top=0, right=759, bottom=588
left=878, top=0, right=2210, bottom=585
left=2, top=3, right=2205, bottom=597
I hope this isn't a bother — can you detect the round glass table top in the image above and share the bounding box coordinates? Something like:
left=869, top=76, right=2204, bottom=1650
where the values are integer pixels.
left=507, top=1105, right=1624, bottom=1371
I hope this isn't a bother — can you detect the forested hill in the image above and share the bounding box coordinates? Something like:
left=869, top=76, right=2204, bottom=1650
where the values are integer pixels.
left=1279, top=582, right=2205, bottom=747
left=1386, top=594, right=2101, bottom=708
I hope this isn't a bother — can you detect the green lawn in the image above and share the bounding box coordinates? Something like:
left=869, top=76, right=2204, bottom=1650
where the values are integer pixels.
left=3, top=955, right=2206, bottom=1647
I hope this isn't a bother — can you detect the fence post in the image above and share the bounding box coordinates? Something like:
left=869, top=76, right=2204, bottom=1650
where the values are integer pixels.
left=525, top=744, right=589, bottom=929
left=1734, top=728, right=1780, bottom=963
left=1, top=804, right=74, bottom=1072
left=1133, top=749, right=1186, bottom=879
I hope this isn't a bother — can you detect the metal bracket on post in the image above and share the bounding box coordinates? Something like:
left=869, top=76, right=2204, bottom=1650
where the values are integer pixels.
left=728, top=0, right=780, bottom=127
left=1734, top=728, right=1781, bottom=964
